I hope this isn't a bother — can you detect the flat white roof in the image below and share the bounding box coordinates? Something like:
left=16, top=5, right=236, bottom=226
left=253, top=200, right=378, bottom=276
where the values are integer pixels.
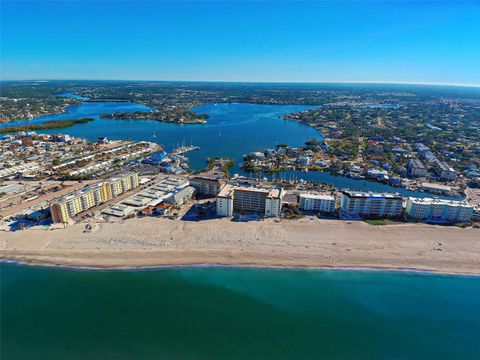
left=342, top=190, right=402, bottom=199
left=300, top=193, right=335, bottom=201
left=217, top=183, right=282, bottom=199
left=421, top=182, right=452, bottom=191
left=408, top=197, right=472, bottom=208
left=0, top=183, right=25, bottom=194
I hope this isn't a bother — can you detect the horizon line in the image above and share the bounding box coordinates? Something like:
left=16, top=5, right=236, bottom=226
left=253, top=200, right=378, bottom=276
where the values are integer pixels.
left=1, top=79, right=479, bottom=88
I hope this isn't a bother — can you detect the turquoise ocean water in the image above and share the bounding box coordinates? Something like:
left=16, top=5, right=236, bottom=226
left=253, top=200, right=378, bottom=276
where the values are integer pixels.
left=1, top=263, right=479, bottom=359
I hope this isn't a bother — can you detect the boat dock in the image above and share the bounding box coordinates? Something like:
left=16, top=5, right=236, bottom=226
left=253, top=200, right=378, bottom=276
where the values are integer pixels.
left=171, top=145, right=200, bottom=155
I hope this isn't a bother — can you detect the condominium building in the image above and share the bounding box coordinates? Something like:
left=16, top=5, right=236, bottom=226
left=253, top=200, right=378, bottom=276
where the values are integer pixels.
left=216, top=185, right=235, bottom=217
left=50, top=172, right=139, bottom=223
left=188, top=170, right=227, bottom=196
left=472, top=207, right=480, bottom=222
left=405, top=197, right=474, bottom=223
left=340, top=191, right=403, bottom=218
left=216, top=183, right=284, bottom=217
left=299, top=193, right=336, bottom=213
left=433, top=160, right=456, bottom=181
left=407, top=159, right=427, bottom=178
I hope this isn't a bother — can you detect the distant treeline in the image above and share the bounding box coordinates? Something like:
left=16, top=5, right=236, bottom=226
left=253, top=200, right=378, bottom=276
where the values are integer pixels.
left=0, top=118, right=94, bottom=134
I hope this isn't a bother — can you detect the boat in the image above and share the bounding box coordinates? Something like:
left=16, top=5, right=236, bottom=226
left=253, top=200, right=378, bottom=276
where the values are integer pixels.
left=171, top=144, right=200, bottom=155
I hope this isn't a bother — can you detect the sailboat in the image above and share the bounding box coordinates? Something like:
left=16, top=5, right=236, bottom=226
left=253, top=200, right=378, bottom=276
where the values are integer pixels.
left=153, top=131, right=156, bottom=138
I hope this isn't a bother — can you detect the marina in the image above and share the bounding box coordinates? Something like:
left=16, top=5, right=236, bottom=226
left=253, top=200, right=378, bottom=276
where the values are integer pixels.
left=171, top=142, right=201, bottom=155
left=1, top=100, right=461, bottom=199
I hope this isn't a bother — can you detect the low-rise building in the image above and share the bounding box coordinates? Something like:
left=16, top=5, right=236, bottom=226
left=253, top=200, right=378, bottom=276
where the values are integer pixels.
left=165, top=186, right=196, bottom=207
left=102, top=204, right=135, bottom=218
left=406, top=197, right=474, bottom=223
left=340, top=191, right=403, bottom=218
left=0, top=183, right=26, bottom=196
left=421, top=182, right=452, bottom=196
left=299, top=193, right=336, bottom=213
left=122, top=195, right=151, bottom=207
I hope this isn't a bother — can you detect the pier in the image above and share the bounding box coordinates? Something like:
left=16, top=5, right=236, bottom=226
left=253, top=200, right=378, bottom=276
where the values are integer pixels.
left=171, top=145, right=200, bottom=155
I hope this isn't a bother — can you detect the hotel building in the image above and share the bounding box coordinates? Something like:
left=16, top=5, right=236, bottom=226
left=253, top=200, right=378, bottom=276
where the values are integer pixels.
left=50, top=172, right=139, bottom=223
left=299, top=193, right=336, bottom=213
left=405, top=197, right=474, bottom=223
left=340, top=191, right=403, bottom=218
left=216, top=183, right=284, bottom=217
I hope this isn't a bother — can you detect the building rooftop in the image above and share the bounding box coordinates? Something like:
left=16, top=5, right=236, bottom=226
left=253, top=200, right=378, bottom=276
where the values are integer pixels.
left=299, top=192, right=335, bottom=201
left=102, top=204, right=135, bottom=217
left=408, top=197, right=473, bottom=208
left=0, top=183, right=25, bottom=194
left=342, top=190, right=402, bottom=199
left=434, top=160, right=455, bottom=172
left=218, top=183, right=283, bottom=199
left=421, top=182, right=452, bottom=191
left=217, top=184, right=235, bottom=198
left=122, top=196, right=151, bottom=207
left=189, top=170, right=227, bottom=183
left=409, top=158, right=426, bottom=169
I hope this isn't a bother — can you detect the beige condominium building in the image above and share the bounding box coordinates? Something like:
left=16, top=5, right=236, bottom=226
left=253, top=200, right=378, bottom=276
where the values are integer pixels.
left=216, top=183, right=284, bottom=217
left=188, top=170, right=227, bottom=196
left=405, top=197, right=474, bottom=223
left=50, top=172, right=139, bottom=223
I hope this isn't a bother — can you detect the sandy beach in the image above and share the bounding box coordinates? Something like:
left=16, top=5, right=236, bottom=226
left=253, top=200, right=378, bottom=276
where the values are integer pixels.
left=1, top=217, right=479, bottom=274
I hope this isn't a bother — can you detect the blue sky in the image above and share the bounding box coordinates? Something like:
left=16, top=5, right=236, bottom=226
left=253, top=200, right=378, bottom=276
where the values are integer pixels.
left=1, top=1, right=479, bottom=85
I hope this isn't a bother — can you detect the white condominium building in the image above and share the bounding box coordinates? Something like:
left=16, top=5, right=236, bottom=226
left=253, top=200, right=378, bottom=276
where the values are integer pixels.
left=405, top=197, right=474, bottom=223
left=299, top=193, right=336, bottom=213
left=340, top=191, right=403, bottom=217
left=216, top=185, right=235, bottom=217
left=216, top=183, right=284, bottom=217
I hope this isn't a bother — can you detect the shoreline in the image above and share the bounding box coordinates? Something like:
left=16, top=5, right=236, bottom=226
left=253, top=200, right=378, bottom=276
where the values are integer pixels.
left=1, top=217, right=479, bottom=275
left=3, top=257, right=480, bottom=278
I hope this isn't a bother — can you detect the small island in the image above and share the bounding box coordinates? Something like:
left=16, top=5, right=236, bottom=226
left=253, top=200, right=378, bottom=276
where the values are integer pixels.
left=100, top=110, right=208, bottom=124
left=0, top=118, right=94, bottom=134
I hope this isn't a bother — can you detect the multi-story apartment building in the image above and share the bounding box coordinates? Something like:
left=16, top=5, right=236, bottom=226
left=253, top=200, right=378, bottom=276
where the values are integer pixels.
left=433, top=160, right=456, bottom=181
left=50, top=172, right=139, bottom=223
left=188, top=170, right=227, bottom=196
left=216, top=186, right=235, bottom=217
left=472, top=207, right=480, bottom=222
left=407, top=159, right=427, bottom=178
left=216, top=183, right=284, bottom=217
left=405, top=197, right=474, bottom=223
left=299, top=193, right=336, bottom=213
left=340, top=191, right=403, bottom=218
